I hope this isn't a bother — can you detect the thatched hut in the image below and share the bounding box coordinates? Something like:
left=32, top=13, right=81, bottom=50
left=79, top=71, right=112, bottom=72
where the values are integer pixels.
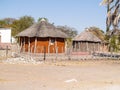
left=17, top=19, right=68, bottom=53
left=73, top=30, right=102, bottom=53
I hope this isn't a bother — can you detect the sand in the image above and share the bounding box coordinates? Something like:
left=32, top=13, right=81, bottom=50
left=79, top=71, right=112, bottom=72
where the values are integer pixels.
left=0, top=60, right=120, bottom=90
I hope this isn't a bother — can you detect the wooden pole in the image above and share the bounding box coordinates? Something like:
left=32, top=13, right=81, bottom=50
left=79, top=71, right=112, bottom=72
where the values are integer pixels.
left=98, top=43, right=100, bottom=52
left=55, top=38, right=58, bottom=61
left=20, top=37, right=22, bottom=52
left=43, top=46, right=46, bottom=61
left=34, top=37, right=37, bottom=53
left=80, top=42, right=82, bottom=52
left=24, top=37, right=25, bottom=52
left=6, top=46, right=8, bottom=59
left=75, top=42, right=77, bottom=52
left=18, top=37, right=20, bottom=53
left=28, top=37, right=30, bottom=53
left=48, top=37, right=50, bottom=54
left=55, top=38, right=57, bottom=53
left=83, top=42, right=85, bottom=52
left=79, top=42, right=80, bottom=51
left=55, top=47, right=58, bottom=61
left=86, top=42, right=88, bottom=52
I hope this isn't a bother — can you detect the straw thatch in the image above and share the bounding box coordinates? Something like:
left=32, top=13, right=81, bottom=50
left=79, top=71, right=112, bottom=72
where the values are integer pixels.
left=17, top=20, right=68, bottom=38
left=73, top=30, right=101, bottom=42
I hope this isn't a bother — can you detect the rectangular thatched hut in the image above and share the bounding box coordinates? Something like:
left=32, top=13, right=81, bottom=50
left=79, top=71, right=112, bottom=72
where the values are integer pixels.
left=17, top=19, right=68, bottom=53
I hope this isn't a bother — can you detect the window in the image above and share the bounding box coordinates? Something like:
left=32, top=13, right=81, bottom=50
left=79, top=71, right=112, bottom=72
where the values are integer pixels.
left=50, top=38, right=55, bottom=45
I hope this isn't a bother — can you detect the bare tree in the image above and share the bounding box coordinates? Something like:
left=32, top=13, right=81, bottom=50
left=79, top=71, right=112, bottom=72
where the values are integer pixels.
left=57, top=25, right=78, bottom=38
left=100, top=0, right=120, bottom=34
left=100, top=0, right=120, bottom=52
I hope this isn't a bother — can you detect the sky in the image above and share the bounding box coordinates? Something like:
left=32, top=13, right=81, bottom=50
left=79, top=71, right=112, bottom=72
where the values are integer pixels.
left=0, top=0, right=107, bottom=33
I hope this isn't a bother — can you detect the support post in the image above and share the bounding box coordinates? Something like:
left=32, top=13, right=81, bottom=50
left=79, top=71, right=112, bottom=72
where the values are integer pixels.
left=24, top=37, right=25, bottom=52
left=48, top=38, right=50, bottom=55
left=86, top=42, right=88, bottom=52
left=79, top=42, right=80, bottom=51
left=80, top=42, right=82, bottom=52
left=55, top=47, right=58, bottom=61
left=34, top=37, right=37, bottom=53
left=43, top=46, right=46, bottom=61
left=28, top=37, right=30, bottom=53
left=6, top=46, right=8, bottom=59
left=98, top=43, right=100, bottom=52
left=75, top=42, right=77, bottom=52
left=20, top=37, right=22, bottom=52
left=18, top=37, right=20, bottom=53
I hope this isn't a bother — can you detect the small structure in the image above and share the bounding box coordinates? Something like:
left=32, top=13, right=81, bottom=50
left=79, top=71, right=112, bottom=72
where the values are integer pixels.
left=17, top=19, right=68, bottom=53
left=72, top=30, right=102, bottom=54
left=0, top=28, right=11, bottom=49
left=0, top=28, right=11, bottom=43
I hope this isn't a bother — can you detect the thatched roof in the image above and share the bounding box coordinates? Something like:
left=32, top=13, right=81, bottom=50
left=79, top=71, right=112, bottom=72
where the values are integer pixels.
left=17, top=19, right=68, bottom=38
left=73, top=30, right=101, bottom=42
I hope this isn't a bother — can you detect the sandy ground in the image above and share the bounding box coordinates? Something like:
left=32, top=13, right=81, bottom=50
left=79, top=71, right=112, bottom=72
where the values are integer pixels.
left=0, top=60, right=120, bottom=90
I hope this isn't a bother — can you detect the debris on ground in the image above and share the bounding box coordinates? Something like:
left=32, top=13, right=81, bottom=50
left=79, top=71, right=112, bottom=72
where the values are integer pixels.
left=64, top=79, right=78, bottom=83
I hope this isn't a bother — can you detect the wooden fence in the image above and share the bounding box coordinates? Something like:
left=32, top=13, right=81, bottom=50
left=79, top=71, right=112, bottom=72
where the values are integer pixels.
left=0, top=44, right=120, bottom=61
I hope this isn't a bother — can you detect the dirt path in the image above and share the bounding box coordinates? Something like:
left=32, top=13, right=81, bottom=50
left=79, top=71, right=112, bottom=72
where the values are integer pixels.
left=0, top=60, right=120, bottom=90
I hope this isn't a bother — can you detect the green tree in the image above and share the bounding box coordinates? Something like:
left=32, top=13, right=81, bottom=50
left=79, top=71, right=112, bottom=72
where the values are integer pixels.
left=0, top=18, right=15, bottom=28
left=57, top=25, right=78, bottom=38
left=3, top=18, right=16, bottom=25
left=109, top=35, right=120, bottom=52
left=11, top=16, right=35, bottom=36
left=0, top=20, right=6, bottom=28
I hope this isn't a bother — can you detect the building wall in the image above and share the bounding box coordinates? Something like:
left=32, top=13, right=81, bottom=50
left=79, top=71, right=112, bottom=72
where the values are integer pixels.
left=56, top=38, right=65, bottom=53
left=0, top=28, right=11, bottom=43
left=36, top=37, right=49, bottom=53
left=73, top=41, right=109, bottom=54
left=20, top=37, right=65, bottom=53
left=73, top=41, right=101, bottom=54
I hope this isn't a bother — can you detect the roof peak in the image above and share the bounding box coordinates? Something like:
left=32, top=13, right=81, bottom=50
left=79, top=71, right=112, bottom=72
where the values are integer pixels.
left=40, top=18, right=46, bottom=22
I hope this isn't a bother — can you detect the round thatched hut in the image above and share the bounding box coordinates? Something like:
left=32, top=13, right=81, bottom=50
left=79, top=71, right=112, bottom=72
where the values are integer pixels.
left=17, top=19, right=68, bottom=53
left=73, top=30, right=102, bottom=53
